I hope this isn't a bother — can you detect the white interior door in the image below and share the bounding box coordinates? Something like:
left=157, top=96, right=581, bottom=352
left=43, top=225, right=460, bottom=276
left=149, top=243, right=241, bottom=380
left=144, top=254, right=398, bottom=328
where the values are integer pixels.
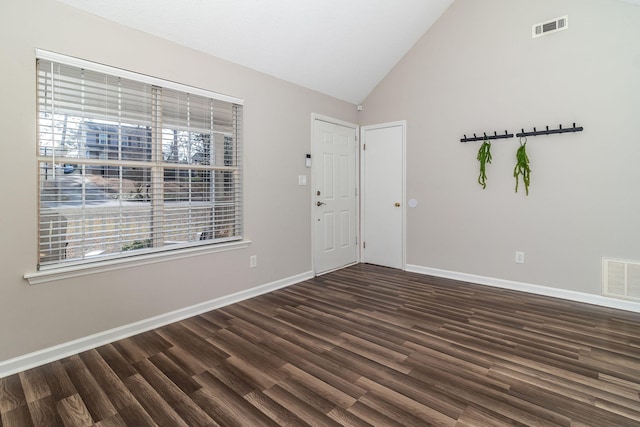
left=362, top=121, right=405, bottom=269
left=313, top=117, right=358, bottom=274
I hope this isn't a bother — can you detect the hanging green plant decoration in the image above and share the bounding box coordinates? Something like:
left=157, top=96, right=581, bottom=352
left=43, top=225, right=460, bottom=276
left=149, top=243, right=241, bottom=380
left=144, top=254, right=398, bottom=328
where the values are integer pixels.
left=514, top=138, right=531, bottom=195
left=477, top=137, right=492, bottom=189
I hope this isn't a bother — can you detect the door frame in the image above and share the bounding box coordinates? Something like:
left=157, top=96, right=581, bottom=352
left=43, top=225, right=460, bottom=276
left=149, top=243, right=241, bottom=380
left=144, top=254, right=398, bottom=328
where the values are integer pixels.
left=360, top=120, right=407, bottom=270
left=311, top=113, right=360, bottom=275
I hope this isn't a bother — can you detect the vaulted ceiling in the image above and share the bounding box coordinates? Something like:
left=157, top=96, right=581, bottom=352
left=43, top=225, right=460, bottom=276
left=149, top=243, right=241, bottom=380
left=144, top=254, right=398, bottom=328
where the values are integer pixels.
left=54, top=0, right=640, bottom=104
left=55, top=0, right=455, bottom=104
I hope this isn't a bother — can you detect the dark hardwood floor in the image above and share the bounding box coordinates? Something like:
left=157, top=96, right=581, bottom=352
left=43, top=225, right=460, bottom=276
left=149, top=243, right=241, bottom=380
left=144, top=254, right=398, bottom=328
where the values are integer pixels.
left=2, top=264, right=640, bottom=426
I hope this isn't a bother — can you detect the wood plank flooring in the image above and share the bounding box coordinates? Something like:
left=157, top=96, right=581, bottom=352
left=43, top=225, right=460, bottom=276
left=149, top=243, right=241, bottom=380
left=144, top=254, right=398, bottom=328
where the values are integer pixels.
left=2, top=264, right=640, bottom=426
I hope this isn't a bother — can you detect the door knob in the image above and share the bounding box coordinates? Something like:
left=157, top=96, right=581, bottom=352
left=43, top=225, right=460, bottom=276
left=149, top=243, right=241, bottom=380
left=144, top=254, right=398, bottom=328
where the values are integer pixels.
left=317, top=201, right=326, bottom=206
left=395, top=202, right=401, bottom=207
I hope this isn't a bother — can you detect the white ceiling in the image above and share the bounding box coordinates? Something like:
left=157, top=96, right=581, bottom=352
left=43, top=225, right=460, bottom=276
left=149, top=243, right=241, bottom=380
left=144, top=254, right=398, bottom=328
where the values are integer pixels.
left=55, top=0, right=454, bottom=104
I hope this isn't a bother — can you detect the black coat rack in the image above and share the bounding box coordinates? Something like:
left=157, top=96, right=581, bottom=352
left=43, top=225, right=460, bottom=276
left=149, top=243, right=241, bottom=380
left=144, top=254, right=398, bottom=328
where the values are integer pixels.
left=460, top=130, right=513, bottom=143
left=516, top=123, right=583, bottom=138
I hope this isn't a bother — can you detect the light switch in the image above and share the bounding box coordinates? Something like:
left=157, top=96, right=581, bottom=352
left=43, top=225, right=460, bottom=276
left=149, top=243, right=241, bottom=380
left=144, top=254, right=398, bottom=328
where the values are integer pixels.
left=298, top=175, right=307, bottom=185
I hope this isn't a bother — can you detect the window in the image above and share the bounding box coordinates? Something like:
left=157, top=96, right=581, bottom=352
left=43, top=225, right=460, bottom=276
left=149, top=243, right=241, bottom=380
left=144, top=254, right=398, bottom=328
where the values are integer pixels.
left=36, top=51, right=243, bottom=270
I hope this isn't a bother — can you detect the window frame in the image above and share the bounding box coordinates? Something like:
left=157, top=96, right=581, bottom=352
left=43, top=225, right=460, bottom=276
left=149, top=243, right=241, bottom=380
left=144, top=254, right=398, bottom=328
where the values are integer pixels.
left=30, top=50, right=246, bottom=280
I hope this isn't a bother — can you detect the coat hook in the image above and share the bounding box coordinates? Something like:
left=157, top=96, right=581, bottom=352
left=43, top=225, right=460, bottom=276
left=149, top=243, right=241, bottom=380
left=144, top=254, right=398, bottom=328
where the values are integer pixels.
left=546, top=126, right=549, bottom=131
left=559, top=124, right=563, bottom=130
left=464, top=134, right=467, bottom=140
left=474, top=133, right=477, bottom=138
left=572, top=122, right=576, bottom=128
left=533, top=127, right=537, bottom=133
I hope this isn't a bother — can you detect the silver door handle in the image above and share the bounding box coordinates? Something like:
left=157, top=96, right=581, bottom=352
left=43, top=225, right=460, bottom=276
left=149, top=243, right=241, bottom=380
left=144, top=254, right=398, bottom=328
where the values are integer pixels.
left=316, top=201, right=326, bottom=206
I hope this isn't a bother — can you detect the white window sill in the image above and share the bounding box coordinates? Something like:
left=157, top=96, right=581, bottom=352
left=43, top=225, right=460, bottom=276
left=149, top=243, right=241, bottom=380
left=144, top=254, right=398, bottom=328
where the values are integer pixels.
left=24, top=240, right=251, bottom=285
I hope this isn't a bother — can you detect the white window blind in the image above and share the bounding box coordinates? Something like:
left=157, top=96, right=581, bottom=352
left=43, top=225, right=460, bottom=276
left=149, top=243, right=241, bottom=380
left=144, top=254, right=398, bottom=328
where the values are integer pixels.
left=36, top=52, right=243, bottom=270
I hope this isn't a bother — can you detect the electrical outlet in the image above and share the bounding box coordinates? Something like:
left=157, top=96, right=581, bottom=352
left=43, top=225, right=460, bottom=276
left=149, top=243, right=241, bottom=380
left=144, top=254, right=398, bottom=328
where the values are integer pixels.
left=515, top=251, right=525, bottom=264
left=250, top=255, right=257, bottom=268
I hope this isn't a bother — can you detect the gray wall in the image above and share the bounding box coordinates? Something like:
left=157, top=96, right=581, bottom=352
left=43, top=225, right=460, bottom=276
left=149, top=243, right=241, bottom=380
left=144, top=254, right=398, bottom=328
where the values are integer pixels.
left=0, top=0, right=356, bottom=361
left=361, top=0, right=640, bottom=295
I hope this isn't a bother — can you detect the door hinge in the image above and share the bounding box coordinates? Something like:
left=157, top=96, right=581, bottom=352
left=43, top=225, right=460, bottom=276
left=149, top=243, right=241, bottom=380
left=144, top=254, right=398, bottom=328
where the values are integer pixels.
left=363, top=241, right=366, bottom=249
left=363, top=144, right=366, bottom=150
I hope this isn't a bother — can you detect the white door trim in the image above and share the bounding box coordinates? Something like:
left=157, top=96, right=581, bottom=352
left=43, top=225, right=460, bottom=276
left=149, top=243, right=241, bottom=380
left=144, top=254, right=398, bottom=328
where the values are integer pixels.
left=360, top=120, right=407, bottom=270
left=311, top=114, right=360, bottom=275
left=312, top=113, right=359, bottom=130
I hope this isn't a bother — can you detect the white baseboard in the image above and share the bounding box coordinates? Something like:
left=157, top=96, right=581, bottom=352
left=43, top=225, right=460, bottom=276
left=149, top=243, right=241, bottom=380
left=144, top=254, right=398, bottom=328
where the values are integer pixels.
left=0, top=270, right=313, bottom=379
left=405, top=264, right=640, bottom=314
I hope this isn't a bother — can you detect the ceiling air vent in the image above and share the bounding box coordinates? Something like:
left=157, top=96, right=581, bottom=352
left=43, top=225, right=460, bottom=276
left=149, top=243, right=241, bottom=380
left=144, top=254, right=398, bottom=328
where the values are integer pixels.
left=532, top=15, right=568, bottom=38
left=603, top=257, right=640, bottom=302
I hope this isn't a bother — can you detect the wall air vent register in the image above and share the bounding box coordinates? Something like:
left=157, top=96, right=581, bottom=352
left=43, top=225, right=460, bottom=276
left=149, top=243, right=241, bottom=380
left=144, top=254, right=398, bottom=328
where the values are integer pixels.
left=603, top=257, right=640, bottom=302
left=532, top=15, right=568, bottom=38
